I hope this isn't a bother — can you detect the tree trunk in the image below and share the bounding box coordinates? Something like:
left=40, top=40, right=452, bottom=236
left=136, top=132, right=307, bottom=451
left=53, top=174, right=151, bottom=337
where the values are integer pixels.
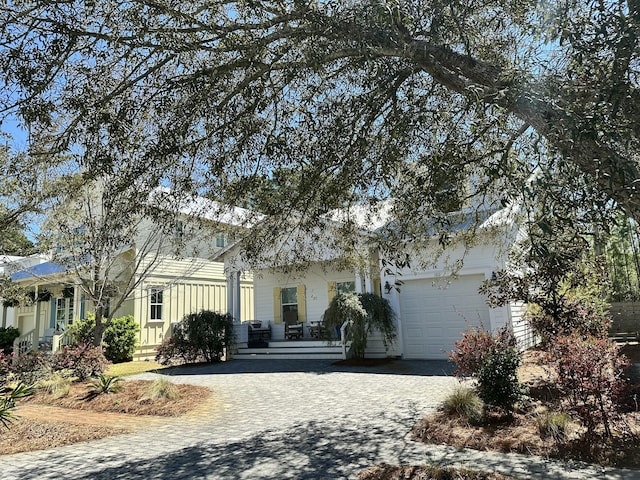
left=92, top=306, right=107, bottom=347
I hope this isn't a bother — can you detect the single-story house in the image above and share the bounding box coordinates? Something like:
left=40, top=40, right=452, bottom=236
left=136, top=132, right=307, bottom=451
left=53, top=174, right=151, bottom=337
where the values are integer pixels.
left=217, top=205, right=533, bottom=360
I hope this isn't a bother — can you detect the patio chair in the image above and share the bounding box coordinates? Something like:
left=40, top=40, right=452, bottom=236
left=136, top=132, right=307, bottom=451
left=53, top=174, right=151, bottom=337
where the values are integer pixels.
left=284, top=310, right=303, bottom=340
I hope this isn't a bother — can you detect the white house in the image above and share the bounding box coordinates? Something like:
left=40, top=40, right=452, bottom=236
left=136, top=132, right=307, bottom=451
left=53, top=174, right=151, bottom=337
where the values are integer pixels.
left=217, top=205, right=533, bottom=360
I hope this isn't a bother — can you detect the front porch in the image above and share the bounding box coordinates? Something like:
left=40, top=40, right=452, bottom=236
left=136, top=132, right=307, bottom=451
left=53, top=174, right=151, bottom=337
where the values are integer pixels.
left=233, top=321, right=348, bottom=360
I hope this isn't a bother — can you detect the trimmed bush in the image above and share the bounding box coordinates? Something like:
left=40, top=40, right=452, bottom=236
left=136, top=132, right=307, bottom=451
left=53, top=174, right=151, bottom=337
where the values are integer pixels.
left=156, top=310, right=234, bottom=365
left=476, top=344, right=524, bottom=413
left=0, top=327, right=19, bottom=354
left=72, top=314, right=140, bottom=363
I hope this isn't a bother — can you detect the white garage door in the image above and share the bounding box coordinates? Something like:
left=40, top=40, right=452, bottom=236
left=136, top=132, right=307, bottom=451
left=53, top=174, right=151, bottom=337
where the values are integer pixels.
left=400, top=275, right=490, bottom=359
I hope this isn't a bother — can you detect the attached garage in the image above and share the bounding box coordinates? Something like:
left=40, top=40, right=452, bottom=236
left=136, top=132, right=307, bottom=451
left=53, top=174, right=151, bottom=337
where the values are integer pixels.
left=400, top=274, right=491, bottom=359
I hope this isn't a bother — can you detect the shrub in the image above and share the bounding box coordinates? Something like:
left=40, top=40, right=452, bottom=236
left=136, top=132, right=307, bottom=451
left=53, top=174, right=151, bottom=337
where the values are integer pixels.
left=549, top=334, right=629, bottom=438
left=0, top=351, right=13, bottom=385
left=0, top=383, right=35, bottom=429
left=476, top=344, right=524, bottom=413
left=0, top=327, right=20, bottom=354
left=536, top=411, right=572, bottom=443
left=140, top=377, right=179, bottom=401
left=89, top=374, right=123, bottom=395
left=156, top=310, right=234, bottom=365
left=322, top=292, right=396, bottom=359
left=442, top=387, right=484, bottom=424
left=52, top=343, right=110, bottom=381
left=72, top=314, right=140, bottom=363
left=36, top=369, right=76, bottom=398
left=449, top=325, right=516, bottom=377
left=10, top=350, right=53, bottom=386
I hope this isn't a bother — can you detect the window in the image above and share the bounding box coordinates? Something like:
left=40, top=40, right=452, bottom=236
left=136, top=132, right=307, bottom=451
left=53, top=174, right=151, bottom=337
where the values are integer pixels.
left=150, top=287, right=163, bottom=321
left=55, top=298, right=74, bottom=331
left=215, top=232, right=226, bottom=248
left=337, top=281, right=356, bottom=295
left=281, top=287, right=298, bottom=315
left=174, top=220, right=184, bottom=240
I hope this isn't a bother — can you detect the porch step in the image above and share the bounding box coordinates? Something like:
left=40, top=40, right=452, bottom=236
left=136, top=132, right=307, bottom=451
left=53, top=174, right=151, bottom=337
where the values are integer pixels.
left=234, top=340, right=345, bottom=360
left=232, top=352, right=344, bottom=360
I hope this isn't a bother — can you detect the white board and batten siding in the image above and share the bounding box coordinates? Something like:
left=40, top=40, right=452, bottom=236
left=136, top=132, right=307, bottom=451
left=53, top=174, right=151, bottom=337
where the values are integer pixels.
left=132, top=256, right=254, bottom=359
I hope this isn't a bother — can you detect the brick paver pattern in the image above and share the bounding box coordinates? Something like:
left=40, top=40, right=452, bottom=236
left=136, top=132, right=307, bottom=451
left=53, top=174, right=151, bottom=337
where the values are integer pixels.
left=0, top=359, right=637, bottom=479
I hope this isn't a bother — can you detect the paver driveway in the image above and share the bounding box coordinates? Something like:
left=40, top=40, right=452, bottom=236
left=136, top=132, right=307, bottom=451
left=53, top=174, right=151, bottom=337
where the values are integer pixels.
left=0, top=359, right=637, bottom=480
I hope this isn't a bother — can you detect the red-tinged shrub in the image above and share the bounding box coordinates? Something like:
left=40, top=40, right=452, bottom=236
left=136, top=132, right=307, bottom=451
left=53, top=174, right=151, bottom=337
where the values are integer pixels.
left=550, top=334, right=629, bottom=438
left=0, top=351, right=14, bottom=384
left=449, top=326, right=516, bottom=377
left=52, top=343, right=109, bottom=381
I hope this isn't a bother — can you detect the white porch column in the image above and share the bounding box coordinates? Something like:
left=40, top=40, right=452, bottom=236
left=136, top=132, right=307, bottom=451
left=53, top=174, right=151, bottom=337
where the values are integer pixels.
left=381, top=265, right=403, bottom=357
left=226, top=271, right=235, bottom=319
left=33, top=286, right=42, bottom=346
left=363, top=272, right=372, bottom=293
left=73, top=284, right=81, bottom=323
left=354, top=272, right=363, bottom=294
left=233, top=272, right=241, bottom=322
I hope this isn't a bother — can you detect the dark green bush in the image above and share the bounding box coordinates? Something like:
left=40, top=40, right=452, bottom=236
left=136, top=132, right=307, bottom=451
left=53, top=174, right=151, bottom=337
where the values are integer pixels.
left=72, top=314, right=139, bottom=363
left=476, top=344, right=524, bottom=413
left=0, top=327, right=19, bottom=354
left=155, top=310, right=234, bottom=365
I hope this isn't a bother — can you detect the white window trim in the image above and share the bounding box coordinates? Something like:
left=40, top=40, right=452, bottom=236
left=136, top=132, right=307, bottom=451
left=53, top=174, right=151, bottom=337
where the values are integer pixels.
left=149, top=287, right=164, bottom=322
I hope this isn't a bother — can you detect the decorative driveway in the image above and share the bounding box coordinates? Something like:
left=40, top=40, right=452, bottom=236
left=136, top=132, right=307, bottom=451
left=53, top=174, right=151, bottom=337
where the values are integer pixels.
left=0, top=359, right=637, bottom=479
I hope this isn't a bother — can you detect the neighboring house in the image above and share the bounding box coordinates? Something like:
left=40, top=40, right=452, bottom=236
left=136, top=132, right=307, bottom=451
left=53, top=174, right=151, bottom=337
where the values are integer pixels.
left=9, top=195, right=254, bottom=360
left=217, top=205, right=534, bottom=360
left=1, top=254, right=50, bottom=329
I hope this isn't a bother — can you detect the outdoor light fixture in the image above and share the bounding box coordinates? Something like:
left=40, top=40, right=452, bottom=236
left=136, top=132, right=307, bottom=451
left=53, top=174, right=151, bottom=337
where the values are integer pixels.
left=384, top=281, right=393, bottom=294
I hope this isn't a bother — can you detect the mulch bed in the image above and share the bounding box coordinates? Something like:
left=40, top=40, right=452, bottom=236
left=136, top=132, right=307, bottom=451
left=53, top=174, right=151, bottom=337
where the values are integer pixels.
left=23, top=380, right=211, bottom=416
left=358, top=465, right=519, bottom=480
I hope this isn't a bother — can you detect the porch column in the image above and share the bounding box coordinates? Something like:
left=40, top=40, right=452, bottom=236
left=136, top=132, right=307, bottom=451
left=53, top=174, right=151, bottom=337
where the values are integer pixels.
left=354, top=272, right=363, bottom=294
left=233, top=272, right=242, bottom=322
left=363, top=272, right=372, bottom=293
left=73, top=284, right=81, bottom=323
left=33, top=286, right=42, bottom=348
left=226, top=270, right=235, bottom=319
left=1, top=305, right=7, bottom=328
left=381, top=267, right=403, bottom=357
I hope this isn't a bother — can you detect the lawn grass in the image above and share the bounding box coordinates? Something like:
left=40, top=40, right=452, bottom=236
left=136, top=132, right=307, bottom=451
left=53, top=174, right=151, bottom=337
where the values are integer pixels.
left=106, top=360, right=168, bottom=377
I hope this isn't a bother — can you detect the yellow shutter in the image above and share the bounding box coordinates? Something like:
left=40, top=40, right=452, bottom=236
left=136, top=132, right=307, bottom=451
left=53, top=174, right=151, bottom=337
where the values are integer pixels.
left=273, top=287, right=282, bottom=324
left=327, top=281, right=337, bottom=304
left=297, top=284, right=307, bottom=323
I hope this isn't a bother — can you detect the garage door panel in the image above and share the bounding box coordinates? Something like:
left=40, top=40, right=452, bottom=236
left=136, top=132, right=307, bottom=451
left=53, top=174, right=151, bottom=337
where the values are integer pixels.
left=400, top=275, right=490, bottom=359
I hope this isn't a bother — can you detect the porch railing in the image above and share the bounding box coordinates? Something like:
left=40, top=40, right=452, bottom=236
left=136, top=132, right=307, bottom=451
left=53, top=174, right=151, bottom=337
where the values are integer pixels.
left=12, top=329, right=36, bottom=358
left=340, top=320, right=352, bottom=360
left=52, top=330, right=75, bottom=353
